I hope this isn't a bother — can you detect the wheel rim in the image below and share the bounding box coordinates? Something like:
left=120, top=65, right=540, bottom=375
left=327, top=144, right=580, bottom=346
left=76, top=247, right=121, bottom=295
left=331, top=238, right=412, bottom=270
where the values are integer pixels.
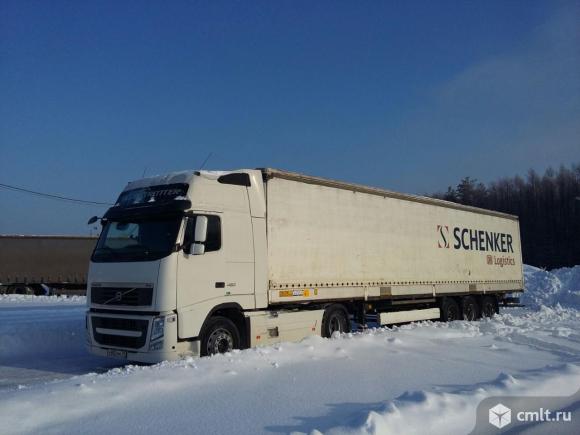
left=207, top=328, right=234, bottom=354
left=447, top=305, right=459, bottom=321
left=328, top=313, right=345, bottom=335
left=464, top=303, right=476, bottom=321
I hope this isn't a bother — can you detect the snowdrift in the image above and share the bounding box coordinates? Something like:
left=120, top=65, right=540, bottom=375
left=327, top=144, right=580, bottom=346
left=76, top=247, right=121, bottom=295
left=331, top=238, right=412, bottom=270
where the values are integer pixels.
left=0, top=294, right=86, bottom=305
left=522, top=265, right=580, bottom=309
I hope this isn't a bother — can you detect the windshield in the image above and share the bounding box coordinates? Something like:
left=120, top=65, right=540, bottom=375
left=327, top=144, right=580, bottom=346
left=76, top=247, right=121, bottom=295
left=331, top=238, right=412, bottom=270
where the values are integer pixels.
left=92, top=216, right=182, bottom=262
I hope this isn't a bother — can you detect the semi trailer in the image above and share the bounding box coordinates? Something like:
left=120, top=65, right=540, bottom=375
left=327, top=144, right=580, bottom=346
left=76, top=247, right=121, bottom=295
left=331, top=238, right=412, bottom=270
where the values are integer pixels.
left=86, top=168, right=524, bottom=363
left=0, top=235, right=97, bottom=295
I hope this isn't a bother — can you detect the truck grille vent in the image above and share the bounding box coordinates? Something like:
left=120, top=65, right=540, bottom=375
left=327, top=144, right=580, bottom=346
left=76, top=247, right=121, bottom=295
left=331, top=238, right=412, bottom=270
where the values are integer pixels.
left=92, top=316, right=148, bottom=349
left=91, top=287, right=153, bottom=306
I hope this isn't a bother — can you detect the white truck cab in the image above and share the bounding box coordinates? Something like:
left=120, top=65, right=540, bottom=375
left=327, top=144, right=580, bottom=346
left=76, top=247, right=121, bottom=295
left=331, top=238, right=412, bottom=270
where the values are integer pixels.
left=87, top=169, right=273, bottom=362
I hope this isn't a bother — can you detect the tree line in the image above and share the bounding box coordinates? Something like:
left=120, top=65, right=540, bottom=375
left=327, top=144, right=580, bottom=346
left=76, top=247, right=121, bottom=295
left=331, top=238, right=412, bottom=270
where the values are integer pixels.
left=432, top=164, right=580, bottom=270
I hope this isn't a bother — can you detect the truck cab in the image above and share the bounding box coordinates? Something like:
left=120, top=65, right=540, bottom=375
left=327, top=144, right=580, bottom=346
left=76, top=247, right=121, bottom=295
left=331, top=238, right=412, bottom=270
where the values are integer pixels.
left=86, top=169, right=268, bottom=363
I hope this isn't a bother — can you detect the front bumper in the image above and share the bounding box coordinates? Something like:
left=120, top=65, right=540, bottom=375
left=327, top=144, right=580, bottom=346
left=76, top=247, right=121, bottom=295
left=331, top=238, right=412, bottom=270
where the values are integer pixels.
left=87, top=341, right=199, bottom=364
left=86, top=310, right=199, bottom=363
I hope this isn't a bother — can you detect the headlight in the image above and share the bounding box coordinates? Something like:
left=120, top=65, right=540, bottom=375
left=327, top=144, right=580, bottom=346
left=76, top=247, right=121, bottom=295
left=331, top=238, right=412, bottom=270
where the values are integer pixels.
left=150, top=316, right=165, bottom=342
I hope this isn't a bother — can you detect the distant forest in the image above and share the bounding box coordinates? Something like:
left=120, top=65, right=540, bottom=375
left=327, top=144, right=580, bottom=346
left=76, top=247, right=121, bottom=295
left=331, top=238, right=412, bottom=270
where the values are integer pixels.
left=432, top=164, right=580, bottom=270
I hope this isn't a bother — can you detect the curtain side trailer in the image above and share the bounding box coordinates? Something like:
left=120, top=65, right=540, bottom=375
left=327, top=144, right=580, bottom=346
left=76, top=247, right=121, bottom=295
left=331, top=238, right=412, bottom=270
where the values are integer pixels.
left=0, top=235, right=97, bottom=295
left=86, top=168, right=523, bottom=363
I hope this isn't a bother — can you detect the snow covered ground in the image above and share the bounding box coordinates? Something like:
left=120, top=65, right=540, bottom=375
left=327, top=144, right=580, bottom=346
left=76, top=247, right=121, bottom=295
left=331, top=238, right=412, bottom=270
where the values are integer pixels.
left=0, top=295, right=116, bottom=390
left=0, top=266, right=579, bottom=434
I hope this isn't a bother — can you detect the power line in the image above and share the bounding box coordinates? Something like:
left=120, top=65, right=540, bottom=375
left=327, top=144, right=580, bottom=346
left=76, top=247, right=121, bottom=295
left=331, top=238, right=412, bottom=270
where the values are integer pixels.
left=0, top=182, right=114, bottom=206
left=199, top=152, right=213, bottom=170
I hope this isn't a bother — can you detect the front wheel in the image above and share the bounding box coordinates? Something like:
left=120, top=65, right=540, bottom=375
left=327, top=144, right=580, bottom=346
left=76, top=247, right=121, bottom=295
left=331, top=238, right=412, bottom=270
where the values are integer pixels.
left=200, top=316, right=240, bottom=356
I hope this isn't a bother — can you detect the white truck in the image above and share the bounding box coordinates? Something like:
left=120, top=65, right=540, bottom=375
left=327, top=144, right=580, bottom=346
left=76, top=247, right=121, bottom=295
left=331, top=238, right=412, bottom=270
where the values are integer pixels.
left=86, top=168, right=523, bottom=363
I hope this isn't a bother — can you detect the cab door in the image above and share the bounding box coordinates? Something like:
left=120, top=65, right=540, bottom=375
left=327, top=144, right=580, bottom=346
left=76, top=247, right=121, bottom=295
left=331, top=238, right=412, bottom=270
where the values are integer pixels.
left=176, top=213, right=225, bottom=309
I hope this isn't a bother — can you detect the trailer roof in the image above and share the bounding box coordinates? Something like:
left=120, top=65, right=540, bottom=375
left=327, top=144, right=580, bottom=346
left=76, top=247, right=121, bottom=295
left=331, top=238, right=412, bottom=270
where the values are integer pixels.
left=261, top=168, right=518, bottom=221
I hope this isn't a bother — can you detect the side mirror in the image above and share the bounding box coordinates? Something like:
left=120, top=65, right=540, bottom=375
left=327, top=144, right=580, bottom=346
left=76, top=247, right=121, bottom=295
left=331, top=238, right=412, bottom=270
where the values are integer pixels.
left=194, top=216, right=208, bottom=243
left=190, top=243, right=205, bottom=255
left=87, top=216, right=99, bottom=225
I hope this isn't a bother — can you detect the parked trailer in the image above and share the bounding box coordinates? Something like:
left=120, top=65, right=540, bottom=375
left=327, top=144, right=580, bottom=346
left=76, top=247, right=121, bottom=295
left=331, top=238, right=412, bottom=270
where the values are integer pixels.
left=0, top=235, right=97, bottom=295
left=86, top=168, right=523, bottom=363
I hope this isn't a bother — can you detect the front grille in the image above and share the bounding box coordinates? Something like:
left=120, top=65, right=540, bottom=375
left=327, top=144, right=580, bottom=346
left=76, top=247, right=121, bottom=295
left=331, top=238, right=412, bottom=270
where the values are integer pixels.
left=91, top=287, right=153, bottom=306
left=92, top=316, right=149, bottom=349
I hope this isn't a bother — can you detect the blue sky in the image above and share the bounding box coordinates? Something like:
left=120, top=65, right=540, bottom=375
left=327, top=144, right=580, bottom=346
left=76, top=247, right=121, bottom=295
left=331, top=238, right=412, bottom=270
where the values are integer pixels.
left=1, top=1, right=579, bottom=234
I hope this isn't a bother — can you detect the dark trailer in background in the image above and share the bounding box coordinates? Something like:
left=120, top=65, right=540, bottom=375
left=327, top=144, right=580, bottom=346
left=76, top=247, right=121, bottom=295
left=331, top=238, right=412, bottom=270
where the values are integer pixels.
left=0, top=235, right=97, bottom=295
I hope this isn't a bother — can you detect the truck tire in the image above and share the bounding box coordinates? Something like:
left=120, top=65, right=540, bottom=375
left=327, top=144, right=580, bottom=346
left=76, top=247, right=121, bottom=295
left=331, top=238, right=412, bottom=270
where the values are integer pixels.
left=200, top=316, right=241, bottom=357
left=461, top=296, right=480, bottom=321
left=9, top=285, right=34, bottom=295
left=440, top=298, right=460, bottom=322
left=481, top=296, right=497, bottom=318
left=322, top=304, right=350, bottom=338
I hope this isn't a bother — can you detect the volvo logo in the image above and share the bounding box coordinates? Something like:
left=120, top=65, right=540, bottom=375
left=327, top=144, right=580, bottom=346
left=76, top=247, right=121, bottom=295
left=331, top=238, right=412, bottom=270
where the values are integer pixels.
left=102, top=287, right=137, bottom=305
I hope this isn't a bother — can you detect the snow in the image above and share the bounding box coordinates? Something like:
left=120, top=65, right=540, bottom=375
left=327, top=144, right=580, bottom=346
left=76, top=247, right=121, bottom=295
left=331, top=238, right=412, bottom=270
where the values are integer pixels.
left=322, top=363, right=580, bottom=435
left=0, top=302, right=86, bottom=362
left=0, top=298, right=117, bottom=391
left=0, top=294, right=86, bottom=306
left=522, top=264, right=580, bottom=309
left=0, top=267, right=579, bottom=434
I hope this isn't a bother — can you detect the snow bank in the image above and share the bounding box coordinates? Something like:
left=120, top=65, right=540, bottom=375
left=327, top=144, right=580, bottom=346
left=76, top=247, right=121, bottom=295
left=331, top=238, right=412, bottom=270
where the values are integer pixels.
left=523, top=265, right=580, bottom=309
left=0, top=294, right=86, bottom=305
left=319, top=363, right=580, bottom=435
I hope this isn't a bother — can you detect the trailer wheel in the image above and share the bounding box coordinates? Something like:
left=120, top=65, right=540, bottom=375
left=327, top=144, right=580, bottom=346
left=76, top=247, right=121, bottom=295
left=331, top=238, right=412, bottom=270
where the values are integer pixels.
left=440, top=298, right=460, bottom=322
left=461, top=296, right=480, bottom=321
left=322, top=305, right=350, bottom=338
left=200, top=316, right=240, bottom=357
left=9, top=285, right=35, bottom=295
left=481, top=296, right=497, bottom=318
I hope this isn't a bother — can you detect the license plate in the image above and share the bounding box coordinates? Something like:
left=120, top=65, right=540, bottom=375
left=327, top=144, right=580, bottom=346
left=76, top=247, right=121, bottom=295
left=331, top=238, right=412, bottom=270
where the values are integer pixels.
left=106, top=349, right=127, bottom=359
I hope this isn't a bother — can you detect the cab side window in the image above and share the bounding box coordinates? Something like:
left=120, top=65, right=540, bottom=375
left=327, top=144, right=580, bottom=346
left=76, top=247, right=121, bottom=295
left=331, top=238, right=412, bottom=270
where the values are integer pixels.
left=185, top=215, right=221, bottom=252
